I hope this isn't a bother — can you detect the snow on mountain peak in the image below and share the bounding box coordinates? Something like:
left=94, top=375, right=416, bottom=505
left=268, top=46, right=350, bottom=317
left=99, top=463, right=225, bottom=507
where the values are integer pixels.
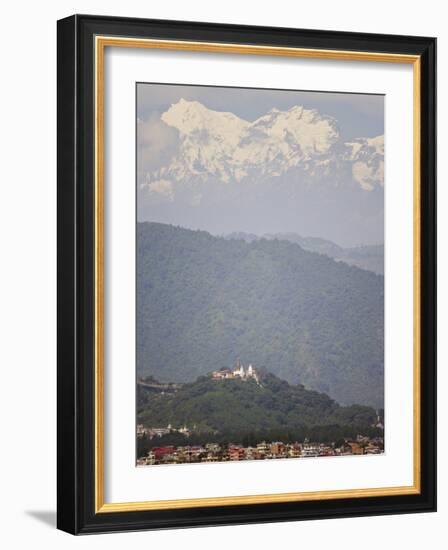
left=162, top=99, right=248, bottom=140
left=144, top=100, right=383, bottom=195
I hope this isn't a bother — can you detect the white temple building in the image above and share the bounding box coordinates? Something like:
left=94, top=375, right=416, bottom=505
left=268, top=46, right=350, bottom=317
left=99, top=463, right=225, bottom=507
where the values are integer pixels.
left=213, top=360, right=260, bottom=384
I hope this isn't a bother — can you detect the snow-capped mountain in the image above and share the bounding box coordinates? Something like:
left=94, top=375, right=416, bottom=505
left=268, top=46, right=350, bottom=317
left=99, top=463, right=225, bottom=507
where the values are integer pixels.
left=140, top=99, right=384, bottom=197
left=137, top=99, right=384, bottom=246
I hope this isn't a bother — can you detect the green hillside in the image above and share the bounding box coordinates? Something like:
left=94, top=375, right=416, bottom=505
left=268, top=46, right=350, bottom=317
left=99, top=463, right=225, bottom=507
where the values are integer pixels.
left=137, top=373, right=378, bottom=432
left=137, top=222, right=384, bottom=407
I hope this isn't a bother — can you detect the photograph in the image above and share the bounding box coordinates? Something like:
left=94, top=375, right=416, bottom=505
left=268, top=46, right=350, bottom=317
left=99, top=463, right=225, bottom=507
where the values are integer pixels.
left=136, top=83, right=385, bottom=467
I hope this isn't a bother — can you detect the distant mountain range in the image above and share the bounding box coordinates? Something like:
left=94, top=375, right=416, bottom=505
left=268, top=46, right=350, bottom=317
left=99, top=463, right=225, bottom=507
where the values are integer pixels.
left=144, top=99, right=383, bottom=192
left=138, top=100, right=384, bottom=246
left=224, top=232, right=383, bottom=275
left=137, top=371, right=381, bottom=438
left=137, top=222, right=384, bottom=407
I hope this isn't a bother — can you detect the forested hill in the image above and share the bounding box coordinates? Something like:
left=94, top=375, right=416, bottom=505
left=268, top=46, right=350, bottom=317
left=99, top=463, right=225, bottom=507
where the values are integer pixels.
left=225, top=232, right=384, bottom=275
left=137, top=222, right=384, bottom=407
left=137, top=372, right=380, bottom=437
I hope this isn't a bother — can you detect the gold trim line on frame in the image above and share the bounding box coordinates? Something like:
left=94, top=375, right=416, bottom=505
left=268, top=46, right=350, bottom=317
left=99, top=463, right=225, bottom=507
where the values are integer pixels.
left=98, top=485, right=420, bottom=513
left=94, top=35, right=422, bottom=513
left=413, top=57, right=422, bottom=494
left=96, top=36, right=420, bottom=64
left=94, top=35, right=105, bottom=513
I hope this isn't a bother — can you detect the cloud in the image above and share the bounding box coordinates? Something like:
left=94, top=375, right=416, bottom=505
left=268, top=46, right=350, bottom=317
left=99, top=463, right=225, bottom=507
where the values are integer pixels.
left=352, top=160, right=384, bottom=191
left=137, top=112, right=180, bottom=186
left=146, top=179, right=174, bottom=200
left=347, top=135, right=384, bottom=191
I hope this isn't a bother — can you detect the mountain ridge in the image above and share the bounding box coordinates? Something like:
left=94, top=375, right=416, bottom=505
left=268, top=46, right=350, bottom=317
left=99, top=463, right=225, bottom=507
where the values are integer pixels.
left=137, top=222, right=384, bottom=407
left=223, top=231, right=384, bottom=274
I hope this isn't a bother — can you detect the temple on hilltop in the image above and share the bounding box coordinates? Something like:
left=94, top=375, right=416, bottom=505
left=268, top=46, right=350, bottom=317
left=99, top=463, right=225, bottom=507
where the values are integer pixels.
left=212, top=359, right=259, bottom=384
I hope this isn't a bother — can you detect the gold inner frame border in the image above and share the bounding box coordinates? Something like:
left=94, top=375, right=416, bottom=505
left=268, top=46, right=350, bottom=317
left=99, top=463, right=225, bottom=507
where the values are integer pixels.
left=94, top=35, right=421, bottom=513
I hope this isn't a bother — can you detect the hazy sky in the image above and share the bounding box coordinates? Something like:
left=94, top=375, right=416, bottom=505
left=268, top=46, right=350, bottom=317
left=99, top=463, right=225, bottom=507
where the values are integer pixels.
left=137, top=83, right=384, bottom=140
left=136, top=83, right=384, bottom=247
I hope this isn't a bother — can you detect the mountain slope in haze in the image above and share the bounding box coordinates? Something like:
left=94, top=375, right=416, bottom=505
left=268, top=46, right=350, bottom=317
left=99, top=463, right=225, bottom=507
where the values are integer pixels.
left=225, top=232, right=384, bottom=275
left=137, top=372, right=379, bottom=435
left=137, top=222, right=384, bottom=407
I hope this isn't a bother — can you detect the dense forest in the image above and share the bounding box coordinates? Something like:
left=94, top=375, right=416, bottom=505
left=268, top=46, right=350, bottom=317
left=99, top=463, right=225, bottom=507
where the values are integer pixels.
left=137, top=372, right=378, bottom=431
left=225, top=232, right=384, bottom=275
left=137, top=222, right=384, bottom=407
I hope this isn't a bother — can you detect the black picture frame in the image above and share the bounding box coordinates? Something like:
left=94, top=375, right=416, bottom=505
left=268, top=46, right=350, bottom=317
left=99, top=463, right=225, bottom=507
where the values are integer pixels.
left=57, top=14, right=436, bottom=534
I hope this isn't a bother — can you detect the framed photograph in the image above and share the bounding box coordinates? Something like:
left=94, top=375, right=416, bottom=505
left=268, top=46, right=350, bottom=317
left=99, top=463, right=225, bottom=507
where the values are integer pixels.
left=57, top=14, right=436, bottom=534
